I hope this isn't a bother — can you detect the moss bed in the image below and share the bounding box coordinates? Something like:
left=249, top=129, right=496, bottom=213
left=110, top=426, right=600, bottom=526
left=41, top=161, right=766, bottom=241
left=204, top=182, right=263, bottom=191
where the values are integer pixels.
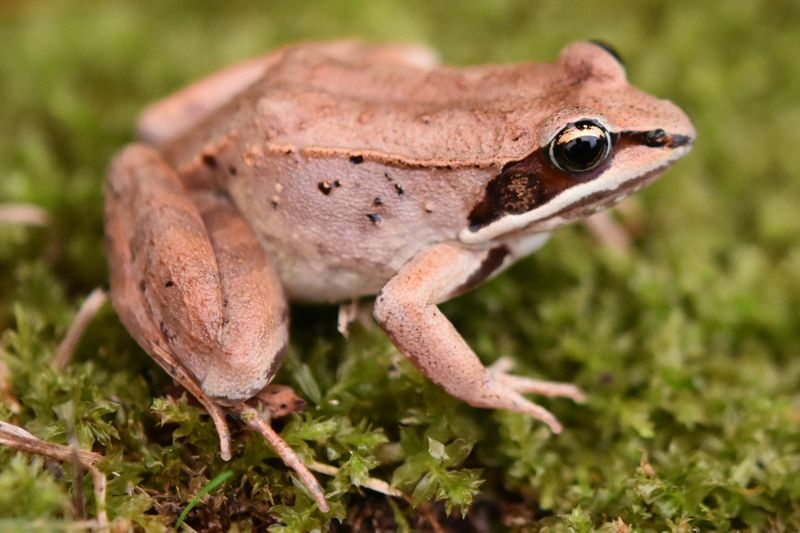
left=1, top=1, right=799, bottom=531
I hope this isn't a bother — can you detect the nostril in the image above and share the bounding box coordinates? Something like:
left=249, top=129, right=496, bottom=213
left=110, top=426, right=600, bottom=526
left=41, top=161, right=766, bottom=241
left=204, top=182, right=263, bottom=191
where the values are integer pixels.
left=666, top=134, right=693, bottom=148
left=645, top=128, right=668, bottom=146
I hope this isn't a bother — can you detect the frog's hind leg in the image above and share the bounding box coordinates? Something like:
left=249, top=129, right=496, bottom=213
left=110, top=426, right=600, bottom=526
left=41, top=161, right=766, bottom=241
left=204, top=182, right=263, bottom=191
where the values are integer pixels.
left=105, top=145, right=328, bottom=510
left=137, top=52, right=289, bottom=146
left=373, top=243, right=584, bottom=434
left=137, top=41, right=439, bottom=147
left=350, top=41, right=440, bottom=69
left=106, top=143, right=288, bottom=404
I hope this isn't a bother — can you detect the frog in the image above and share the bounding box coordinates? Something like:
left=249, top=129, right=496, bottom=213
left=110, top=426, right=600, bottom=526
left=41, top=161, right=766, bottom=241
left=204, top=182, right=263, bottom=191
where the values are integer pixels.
left=104, top=40, right=695, bottom=511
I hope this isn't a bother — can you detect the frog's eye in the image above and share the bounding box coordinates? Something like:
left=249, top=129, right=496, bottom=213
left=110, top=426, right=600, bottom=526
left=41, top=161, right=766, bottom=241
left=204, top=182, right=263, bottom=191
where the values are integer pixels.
left=548, top=120, right=613, bottom=175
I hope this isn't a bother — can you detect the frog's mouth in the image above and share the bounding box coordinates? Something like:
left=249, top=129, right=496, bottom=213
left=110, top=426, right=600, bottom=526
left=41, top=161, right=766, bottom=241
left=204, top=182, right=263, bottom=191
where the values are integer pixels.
left=543, top=164, right=666, bottom=221
left=459, top=130, right=693, bottom=244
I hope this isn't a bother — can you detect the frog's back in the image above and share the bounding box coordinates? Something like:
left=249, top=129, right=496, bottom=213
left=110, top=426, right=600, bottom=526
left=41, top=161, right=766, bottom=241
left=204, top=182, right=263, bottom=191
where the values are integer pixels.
left=159, top=42, right=551, bottom=302
left=249, top=41, right=561, bottom=168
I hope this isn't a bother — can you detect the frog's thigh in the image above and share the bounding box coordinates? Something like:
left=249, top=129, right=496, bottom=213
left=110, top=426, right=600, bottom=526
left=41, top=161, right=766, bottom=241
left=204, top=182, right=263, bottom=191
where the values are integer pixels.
left=373, top=243, right=565, bottom=432
left=301, top=40, right=440, bottom=69
left=137, top=52, right=287, bottom=146
left=106, top=144, right=288, bottom=403
left=359, top=42, right=440, bottom=69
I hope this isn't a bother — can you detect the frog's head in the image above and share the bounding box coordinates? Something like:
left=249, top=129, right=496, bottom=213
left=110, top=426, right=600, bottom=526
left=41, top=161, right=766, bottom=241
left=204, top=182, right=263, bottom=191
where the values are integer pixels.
left=460, top=41, right=695, bottom=244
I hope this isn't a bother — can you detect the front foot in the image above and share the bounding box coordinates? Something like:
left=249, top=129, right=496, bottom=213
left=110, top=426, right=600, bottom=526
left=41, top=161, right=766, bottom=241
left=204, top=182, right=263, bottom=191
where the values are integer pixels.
left=489, top=356, right=586, bottom=403
left=374, top=243, right=585, bottom=435
left=487, top=357, right=585, bottom=433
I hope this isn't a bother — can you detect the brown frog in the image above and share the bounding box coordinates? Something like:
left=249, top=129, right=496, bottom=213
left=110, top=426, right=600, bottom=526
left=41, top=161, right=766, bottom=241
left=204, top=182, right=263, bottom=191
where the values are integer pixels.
left=105, top=41, right=694, bottom=510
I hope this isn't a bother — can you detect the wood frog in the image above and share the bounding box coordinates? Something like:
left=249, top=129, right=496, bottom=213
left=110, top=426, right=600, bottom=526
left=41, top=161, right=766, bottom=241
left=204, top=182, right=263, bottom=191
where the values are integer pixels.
left=105, top=41, right=694, bottom=510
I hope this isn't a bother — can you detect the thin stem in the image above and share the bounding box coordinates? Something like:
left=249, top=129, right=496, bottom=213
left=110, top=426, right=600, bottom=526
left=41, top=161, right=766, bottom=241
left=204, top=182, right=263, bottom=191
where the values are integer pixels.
left=52, top=288, right=108, bottom=371
left=0, top=421, right=107, bottom=531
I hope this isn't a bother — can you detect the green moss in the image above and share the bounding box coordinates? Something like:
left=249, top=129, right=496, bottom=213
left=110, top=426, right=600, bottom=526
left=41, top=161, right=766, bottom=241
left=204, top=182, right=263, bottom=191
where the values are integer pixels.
left=1, top=0, right=799, bottom=530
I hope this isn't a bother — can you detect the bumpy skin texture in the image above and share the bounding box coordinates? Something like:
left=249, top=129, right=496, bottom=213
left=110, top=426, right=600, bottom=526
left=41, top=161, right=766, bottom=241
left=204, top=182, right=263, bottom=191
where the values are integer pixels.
left=106, top=145, right=288, bottom=402
left=106, top=40, right=694, bottom=436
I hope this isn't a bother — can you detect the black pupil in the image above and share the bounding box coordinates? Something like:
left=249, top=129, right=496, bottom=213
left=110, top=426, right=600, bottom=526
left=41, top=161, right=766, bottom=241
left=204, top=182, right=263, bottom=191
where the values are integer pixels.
left=561, top=133, right=603, bottom=167
left=549, top=121, right=611, bottom=175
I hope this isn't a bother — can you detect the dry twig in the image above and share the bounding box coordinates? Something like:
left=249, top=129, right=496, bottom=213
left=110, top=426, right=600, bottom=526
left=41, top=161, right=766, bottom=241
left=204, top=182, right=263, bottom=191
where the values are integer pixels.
left=307, top=460, right=404, bottom=498
left=0, top=360, right=21, bottom=414
left=0, top=420, right=107, bottom=530
left=585, top=210, right=632, bottom=256
left=0, top=203, right=50, bottom=226
left=52, top=288, right=108, bottom=371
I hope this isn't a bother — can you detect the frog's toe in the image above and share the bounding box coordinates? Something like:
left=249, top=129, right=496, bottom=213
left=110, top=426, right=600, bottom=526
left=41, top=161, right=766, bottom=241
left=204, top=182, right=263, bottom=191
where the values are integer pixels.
left=492, top=373, right=586, bottom=403
left=233, top=403, right=329, bottom=513
left=463, top=376, right=564, bottom=433
left=488, top=357, right=585, bottom=403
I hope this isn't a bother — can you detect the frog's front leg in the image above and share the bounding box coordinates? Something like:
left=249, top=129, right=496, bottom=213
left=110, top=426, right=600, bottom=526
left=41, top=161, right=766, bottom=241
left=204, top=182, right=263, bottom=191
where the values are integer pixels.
left=373, top=243, right=584, bottom=433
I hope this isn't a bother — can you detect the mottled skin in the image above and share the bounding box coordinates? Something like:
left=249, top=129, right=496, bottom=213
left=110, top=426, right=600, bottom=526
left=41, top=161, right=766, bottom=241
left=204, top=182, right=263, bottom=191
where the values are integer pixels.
left=105, top=40, right=694, bottom=509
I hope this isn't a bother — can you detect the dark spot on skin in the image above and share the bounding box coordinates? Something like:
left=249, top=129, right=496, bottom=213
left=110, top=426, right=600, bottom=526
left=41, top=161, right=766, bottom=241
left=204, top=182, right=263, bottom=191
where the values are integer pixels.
left=227, top=165, right=237, bottom=175
left=201, top=153, right=217, bottom=169
left=334, top=180, right=342, bottom=188
left=271, top=199, right=278, bottom=209
left=159, top=320, right=176, bottom=343
left=384, top=172, right=392, bottom=181
left=451, top=246, right=510, bottom=298
left=164, top=280, right=174, bottom=288
left=139, top=280, right=145, bottom=292
left=318, top=181, right=332, bottom=195
left=467, top=154, right=554, bottom=229
left=280, top=403, right=288, bottom=410
left=366, top=213, right=381, bottom=224
left=394, top=183, right=404, bottom=196
left=589, top=39, right=625, bottom=67
left=373, top=197, right=383, bottom=206
left=349, top=155, right=364, bottom=164
left=212, top=184, right=232, bottom=200
left=264, top=343, right=287, bottom=381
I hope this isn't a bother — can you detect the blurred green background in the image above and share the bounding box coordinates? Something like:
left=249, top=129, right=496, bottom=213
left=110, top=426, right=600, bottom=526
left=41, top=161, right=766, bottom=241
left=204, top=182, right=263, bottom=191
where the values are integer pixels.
left=1, top=0, right=798, bottom=531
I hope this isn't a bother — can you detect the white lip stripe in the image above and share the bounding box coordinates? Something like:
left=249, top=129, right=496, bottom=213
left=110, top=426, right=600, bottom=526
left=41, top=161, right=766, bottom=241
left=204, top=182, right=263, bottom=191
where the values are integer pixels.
left=459, top=145, right=691, bottom=245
